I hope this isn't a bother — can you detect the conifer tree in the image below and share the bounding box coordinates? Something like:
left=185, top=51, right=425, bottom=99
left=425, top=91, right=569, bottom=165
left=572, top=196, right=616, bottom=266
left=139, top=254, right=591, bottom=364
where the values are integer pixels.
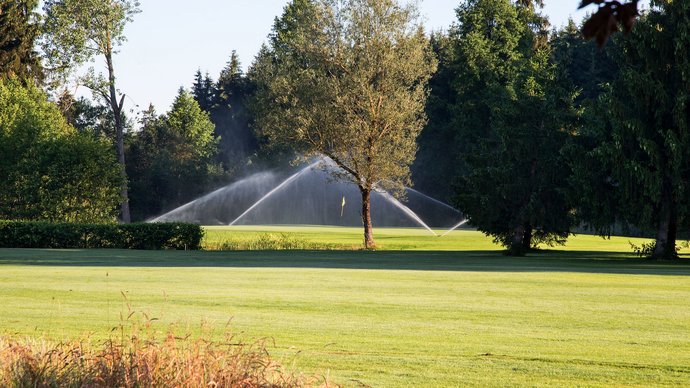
left=449, top=0, right=577, bottom=255
left=211, top=51, right=256, bottom=172
left=0, top=0, right=42, bottom=82
left=575, top=0, right=690, bottom=260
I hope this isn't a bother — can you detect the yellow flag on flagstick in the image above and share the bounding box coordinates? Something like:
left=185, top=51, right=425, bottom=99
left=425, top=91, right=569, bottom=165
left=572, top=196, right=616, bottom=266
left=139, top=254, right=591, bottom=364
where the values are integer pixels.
left=340, top=196, right=346, bottom=217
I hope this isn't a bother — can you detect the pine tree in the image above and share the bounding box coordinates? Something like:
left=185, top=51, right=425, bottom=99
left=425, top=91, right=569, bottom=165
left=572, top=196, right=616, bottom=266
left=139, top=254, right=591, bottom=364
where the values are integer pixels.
left=211, top=51, right=256, bottom=173
left=449, top=0, right=577, bottom=255
left=411, top=32, right=461, bottom=203
left=0, top=0, right=42, bottom=82
left=551, top=19, right=618, bottom=103
left=576, top=0, right=690, bottom=260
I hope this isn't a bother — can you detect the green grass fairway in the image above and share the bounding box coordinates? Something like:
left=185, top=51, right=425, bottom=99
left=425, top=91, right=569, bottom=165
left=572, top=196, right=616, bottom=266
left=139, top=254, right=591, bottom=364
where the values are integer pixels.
left=203, top=225, right=689, bottom=252
left=1, top=229, right=690, bottom=386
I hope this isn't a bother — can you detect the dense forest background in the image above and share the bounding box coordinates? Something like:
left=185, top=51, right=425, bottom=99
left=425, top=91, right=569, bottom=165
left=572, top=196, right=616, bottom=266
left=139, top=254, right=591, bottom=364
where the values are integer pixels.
left=2, top=0, right=688, bottom=258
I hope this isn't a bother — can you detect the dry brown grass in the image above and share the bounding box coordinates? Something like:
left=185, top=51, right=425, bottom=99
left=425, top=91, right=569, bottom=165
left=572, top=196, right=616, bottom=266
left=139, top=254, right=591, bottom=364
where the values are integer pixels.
left=0, top=311, right=333, bottom=388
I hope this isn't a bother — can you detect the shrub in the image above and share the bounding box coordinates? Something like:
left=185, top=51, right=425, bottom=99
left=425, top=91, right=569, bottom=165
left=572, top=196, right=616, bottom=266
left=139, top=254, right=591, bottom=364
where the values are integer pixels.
left=204, top=233, right=351, bottom=251
left=0, top=221, right=203, bottom=250
left=0, top=80, right=122, bottom=223
left=0, top=334, right=315, bottom=387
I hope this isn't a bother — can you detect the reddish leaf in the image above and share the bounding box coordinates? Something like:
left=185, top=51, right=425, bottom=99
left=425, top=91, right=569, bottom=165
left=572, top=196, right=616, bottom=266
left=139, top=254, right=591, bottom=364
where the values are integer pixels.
left=578, top=0, right=604, bottom=9
left=580, top=0, right=640, bottom=47
left=582, top=5, right=619, bottom=48
left=616, top=2, right=639, bottom=34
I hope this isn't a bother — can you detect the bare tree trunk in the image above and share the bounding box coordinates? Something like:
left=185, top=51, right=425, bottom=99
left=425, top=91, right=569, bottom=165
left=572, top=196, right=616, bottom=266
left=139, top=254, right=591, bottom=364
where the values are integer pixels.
left=106, top=48, right=130, bottom=223
left=522, top=223, right=533, bottom=252
left=509, top=224, right=525, bottom=256
left=360, top=187, right=375, bottom=249
left=652, top=191, right=677, bottom=260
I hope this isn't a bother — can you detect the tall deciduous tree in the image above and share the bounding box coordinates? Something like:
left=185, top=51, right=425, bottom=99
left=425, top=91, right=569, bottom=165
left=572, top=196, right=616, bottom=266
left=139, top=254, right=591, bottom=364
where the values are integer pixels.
left=449, top=0, right=577, bottom=255
left=0, top=0, right=42, bottom=82
left=576, top=1, right=690, bottom=260
left=0, top=79, right=122, bottom=222
left=41, top=0, right=140, bottom=223
left=251, top=0, right=436, bottom=248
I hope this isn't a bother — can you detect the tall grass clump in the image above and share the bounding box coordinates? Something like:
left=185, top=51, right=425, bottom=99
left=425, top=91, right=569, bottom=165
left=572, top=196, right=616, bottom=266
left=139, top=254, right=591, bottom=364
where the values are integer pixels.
left=205, top=233, right=354, bottom=251
left=0, top=307, right=334, bottom=387
left=0, top=334, right=329, bottom=387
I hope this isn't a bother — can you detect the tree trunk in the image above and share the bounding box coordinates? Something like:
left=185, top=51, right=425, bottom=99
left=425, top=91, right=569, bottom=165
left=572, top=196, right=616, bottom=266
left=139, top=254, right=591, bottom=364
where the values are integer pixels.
left=522, top=224, right=533, bottom=252
left=106, top=48, right=130, bottom=223
left=360, top=187, right=375, bottom=249
left=652, top=188, right=677, bottom=260
left=509, top=224, right=525, bottom=256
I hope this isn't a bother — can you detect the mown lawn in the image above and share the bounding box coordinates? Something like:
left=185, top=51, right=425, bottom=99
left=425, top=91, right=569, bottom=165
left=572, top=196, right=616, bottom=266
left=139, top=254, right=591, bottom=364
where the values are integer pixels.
left=0, top=228, right=689, bottom=386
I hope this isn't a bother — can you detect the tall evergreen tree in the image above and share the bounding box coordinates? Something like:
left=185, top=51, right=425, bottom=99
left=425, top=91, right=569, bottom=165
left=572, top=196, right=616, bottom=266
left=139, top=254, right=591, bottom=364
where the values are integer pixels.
left=191, top=69, right=215, bottom=112
left=0, top=0, right=42, bottom=82
left=411, top=32, right=461, bottom=203
left=211, top=51, right=257, bottom=173
left=126, top=90, right=222, bottom=220
left=449, top=0, right=577, bottom=255
left=551, top=19, right=618, bottom=103
left=573, top=0, right=690, bottom=260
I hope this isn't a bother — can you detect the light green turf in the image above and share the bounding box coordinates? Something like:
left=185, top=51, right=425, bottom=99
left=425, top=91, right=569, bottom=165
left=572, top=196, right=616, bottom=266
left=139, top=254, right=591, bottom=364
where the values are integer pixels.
left=203, top=225, right=685, bottom=252
left=1, top=228, right=689, bottom=387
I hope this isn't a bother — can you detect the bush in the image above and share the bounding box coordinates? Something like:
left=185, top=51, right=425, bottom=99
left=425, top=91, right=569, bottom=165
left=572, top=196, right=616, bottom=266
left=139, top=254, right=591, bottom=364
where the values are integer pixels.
left=0, top=80, right=122, bottom=223
left=204, top=233, right=351, bottom=251
left=0, top=221, right=203, bottom=250
left=0, top=333, right=311, bottom=387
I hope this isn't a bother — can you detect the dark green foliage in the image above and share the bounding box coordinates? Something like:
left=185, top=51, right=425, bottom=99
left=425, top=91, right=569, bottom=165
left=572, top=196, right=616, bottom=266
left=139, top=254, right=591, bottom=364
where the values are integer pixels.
left=551, top=19, right=618, bottom=103
left=0, top=221, right=203, bottom=250
left=126, top=91, right=223, bottom=221
left=570, top=0, right=690, bottom=260
left=211, top=52, right=258, bottom=173
left=191, top=51, right=259, bottom=175
left=0, top=80, right=122, bottom=223
left=56, top=91, right=115, bottom=137
left=0, top=0, right=42, bottom=82
left=445, top=0, right=577, bottom=255
left=411, top=32, right=460, bottom=203
left=192, top=69, right=214, bottom=112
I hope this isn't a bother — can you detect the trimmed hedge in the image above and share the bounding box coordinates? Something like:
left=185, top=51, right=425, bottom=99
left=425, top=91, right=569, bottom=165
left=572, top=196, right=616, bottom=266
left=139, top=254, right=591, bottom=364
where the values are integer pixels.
left=0, top=221, right=203, bottom=250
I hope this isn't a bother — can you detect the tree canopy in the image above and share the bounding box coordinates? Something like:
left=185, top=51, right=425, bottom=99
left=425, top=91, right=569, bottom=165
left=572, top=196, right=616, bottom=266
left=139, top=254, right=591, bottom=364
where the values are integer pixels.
left=571, top=0, right=690, bottom=260
left=251, top=0, right=437, bottom=248
left=441, top=0, right=578, bottom=255
left=126, top=90, right=222, bottom=220
left=0, top=0, right=42, bottom=82
left=0, top=80, right=122, bottom=222
left=41, top=0, right=141, bottom=222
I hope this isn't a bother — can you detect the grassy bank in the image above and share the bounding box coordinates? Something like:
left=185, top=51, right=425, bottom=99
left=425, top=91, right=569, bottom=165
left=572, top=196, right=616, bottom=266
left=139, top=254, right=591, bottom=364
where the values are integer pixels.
left=202, top=225, right=683, bottom=252
left=0, top=229, right=689, bottom=386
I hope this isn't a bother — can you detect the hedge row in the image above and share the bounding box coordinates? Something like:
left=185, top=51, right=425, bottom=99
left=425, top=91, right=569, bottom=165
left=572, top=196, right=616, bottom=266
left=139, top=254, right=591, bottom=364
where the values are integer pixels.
left=0, top=221, right=203, bottom=250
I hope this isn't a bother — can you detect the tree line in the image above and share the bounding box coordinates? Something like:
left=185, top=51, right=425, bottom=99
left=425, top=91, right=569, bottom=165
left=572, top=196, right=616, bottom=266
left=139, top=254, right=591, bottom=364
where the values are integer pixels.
left=1, top=0, right=688, bottom=258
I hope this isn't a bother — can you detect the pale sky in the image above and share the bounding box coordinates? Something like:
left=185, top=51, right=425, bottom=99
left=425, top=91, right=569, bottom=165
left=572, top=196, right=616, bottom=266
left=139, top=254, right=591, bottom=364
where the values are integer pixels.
left=90, top=0, right=609, bottom=115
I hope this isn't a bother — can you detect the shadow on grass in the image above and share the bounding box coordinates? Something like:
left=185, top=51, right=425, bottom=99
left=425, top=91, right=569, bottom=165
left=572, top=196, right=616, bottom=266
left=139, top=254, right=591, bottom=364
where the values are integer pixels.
left=0, top=248, right=689, bottom=275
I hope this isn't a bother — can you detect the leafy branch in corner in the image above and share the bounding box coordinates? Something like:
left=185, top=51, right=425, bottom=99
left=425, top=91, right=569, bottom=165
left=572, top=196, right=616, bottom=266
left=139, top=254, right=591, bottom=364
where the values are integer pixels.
left=580, top=0, right=640, bottom=47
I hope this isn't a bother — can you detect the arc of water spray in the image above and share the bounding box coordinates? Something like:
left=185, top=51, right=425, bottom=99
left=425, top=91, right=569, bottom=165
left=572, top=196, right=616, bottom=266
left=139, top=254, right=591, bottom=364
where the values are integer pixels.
left=405, top=187, right=462, bottom=214
left=440, top=219, right=469, bottom=237
left=148, top=185, right=228, bottom=223
left=376, top=190, right=438, bottom=236
left=229, top=160, right=321, bottom=226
